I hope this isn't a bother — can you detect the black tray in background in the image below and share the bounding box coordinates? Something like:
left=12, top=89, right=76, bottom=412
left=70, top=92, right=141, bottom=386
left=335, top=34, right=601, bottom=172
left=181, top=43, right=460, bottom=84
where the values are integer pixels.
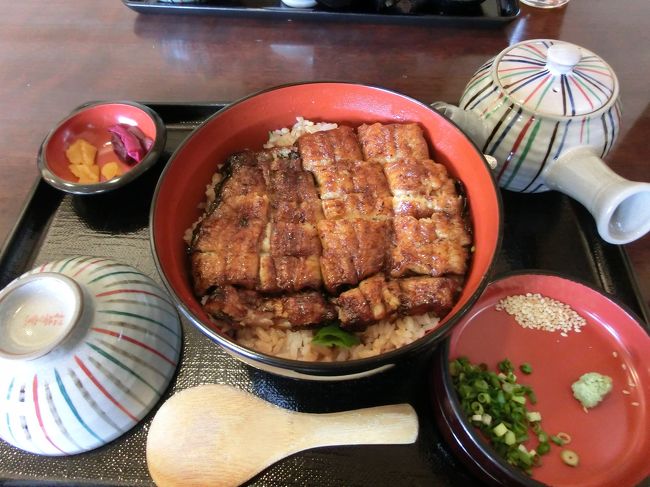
left=0, top=103, right=648, bottom=487
left=122, top=0, right=520, bottom=25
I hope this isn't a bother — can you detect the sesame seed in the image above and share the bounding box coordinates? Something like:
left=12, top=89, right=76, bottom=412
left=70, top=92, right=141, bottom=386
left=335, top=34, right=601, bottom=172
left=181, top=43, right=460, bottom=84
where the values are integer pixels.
left=495, top=293, right=587, bottom=335
left=622, top=390, right=630, bottom=395
left=631, top=402, right=640, bottom=407
left=612, top=351, right=618, bottom=358
left=622, top=363, right=627, bottom=370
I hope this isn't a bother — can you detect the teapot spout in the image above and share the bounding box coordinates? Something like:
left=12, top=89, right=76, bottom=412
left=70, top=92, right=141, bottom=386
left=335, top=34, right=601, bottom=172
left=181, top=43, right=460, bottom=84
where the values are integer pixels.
left=431, top=102, right=489, bottom=148
left=543, top=147, right=650, bottom=245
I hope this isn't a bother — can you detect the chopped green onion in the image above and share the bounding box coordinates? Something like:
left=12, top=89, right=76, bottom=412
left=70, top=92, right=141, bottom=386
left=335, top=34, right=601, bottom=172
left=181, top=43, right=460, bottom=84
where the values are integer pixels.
left=478, top=392, right=491, bottom=404
left=526, top=411, right=542, bottom=422
left=520, top=362, right=533, bottom=374
left=512, top=395, right=526, bottom=405
left=459, top=384, right=473, bottom=399
left=471, top=402, right=484, bottom=415
left=561, top=449, right=579, bottom=467
left=516, top=433, right=529, bottom=443
left=449, top=357, right=564, bottom=476
left=496, top=390, right=506, bottom=405
left=551, top=435, right=565, bottom=446
left=531, top=452, right=542, bottom=466
left=537, top=442, right=551, bottom=455
left=513, top=448, right=534, bottom=467
left=493, top=422, right=508, bottom=437
left=498, top=359, right=514, bottom=373
left=449, top=360, right=461, bottom=377
left=474, top=379, right=489, bottom=391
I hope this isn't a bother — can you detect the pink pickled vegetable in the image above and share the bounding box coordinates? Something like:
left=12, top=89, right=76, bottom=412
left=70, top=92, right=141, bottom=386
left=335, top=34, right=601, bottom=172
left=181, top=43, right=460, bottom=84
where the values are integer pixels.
left=109, top=124, right=154, bottom=165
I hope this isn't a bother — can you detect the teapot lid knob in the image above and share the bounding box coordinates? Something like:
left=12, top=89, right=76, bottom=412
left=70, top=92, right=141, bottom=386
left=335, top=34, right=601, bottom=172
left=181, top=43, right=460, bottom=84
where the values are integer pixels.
left=494, top=39, right=618, bottom=117
left=546, top=43, right=582, bottom=74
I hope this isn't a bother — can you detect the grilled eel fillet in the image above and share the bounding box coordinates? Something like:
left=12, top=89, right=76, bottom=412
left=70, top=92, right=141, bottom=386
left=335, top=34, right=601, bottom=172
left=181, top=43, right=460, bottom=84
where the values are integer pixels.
left=190, top=123, right=471, bottom=331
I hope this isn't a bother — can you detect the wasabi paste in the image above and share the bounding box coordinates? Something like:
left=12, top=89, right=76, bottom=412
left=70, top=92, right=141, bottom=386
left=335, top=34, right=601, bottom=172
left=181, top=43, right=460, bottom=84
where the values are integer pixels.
left=571, top=372, right=613, bottom=408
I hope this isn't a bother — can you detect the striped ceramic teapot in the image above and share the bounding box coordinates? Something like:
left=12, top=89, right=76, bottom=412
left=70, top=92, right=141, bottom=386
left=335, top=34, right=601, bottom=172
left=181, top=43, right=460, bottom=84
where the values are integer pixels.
left=433, top=39, right=650, bottom=245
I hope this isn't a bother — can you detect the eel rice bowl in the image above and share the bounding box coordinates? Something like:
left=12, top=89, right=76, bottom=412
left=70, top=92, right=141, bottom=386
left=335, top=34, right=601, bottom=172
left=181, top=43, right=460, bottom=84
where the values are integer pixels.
left=186, top=118, right=472, bottom=361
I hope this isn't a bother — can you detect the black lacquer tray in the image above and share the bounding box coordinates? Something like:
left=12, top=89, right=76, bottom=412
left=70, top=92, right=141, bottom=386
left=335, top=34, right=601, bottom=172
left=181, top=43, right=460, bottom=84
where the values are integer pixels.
left=0, top=103, right=647, bottom=486
left=122, top=0, right=519, bottom=25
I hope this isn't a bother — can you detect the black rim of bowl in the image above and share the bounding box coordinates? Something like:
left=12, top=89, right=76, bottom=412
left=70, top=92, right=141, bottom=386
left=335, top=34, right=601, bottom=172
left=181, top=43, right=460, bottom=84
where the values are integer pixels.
left=150, top=81, right=504, bottom=377
left=37, top=100, right=167, bottom=195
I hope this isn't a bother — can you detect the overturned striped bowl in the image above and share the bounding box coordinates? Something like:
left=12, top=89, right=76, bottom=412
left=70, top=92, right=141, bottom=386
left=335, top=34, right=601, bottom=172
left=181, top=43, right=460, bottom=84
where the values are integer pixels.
left=0, top=257, right=181, bottom=455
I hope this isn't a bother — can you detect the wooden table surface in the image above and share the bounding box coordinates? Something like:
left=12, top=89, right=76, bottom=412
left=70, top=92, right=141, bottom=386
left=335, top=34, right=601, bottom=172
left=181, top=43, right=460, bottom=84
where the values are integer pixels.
left=0, top=0, right=648, bottom=310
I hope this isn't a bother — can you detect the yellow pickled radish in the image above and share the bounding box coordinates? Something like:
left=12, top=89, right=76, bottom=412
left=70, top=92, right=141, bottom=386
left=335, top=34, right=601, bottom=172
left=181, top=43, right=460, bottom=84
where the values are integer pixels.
left=69, top=164, right=83, bottom=178
left=74, top=164, right=100, bottom=183
left=66, top=139, right=102, bottom=184
left=101, top=162, right=122, bottom=180
left=80, top=142, right=97, bottom=166
left=65, top=139, right=97, bottom=166
left=65, top=141, right=85, bottom=165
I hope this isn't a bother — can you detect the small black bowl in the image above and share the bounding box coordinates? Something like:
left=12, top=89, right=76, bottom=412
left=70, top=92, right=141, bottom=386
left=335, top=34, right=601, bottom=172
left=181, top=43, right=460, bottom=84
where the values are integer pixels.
left=38, top=101, right=166, bottom=195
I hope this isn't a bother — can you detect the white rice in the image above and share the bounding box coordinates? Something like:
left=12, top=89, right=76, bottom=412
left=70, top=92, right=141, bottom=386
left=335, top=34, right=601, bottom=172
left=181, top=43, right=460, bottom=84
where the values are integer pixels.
left=184, top=172, right=223, bottom=245
left=232, top=313, right=440, bottom=362
left=189, top=118, right=445, bottom=361
left=263, top=117, right=338, bottom=148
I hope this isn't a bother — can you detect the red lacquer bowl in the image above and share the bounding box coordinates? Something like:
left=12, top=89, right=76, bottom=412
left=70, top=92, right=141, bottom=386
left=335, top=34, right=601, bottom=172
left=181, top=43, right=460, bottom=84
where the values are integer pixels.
left=38, top=101, right=166, bottom=194
left=431, top=272, right=650, bottom=486
left=151, top=82, right=502, bottom=379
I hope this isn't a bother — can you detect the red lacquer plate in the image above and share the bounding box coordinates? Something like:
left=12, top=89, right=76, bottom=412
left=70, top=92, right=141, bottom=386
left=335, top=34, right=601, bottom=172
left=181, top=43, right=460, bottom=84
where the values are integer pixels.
left=431, top=272, right=650, bottom=487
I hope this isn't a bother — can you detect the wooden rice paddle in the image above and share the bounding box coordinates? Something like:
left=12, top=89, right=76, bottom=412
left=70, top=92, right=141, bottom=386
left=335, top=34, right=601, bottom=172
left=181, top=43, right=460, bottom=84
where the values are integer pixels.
left=146, top=384, right=419, bottom=487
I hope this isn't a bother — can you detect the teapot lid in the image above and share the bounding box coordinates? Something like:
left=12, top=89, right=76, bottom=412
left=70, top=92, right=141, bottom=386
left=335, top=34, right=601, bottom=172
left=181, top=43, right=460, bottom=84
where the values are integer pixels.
left=495, top=39, right=618, bottom=117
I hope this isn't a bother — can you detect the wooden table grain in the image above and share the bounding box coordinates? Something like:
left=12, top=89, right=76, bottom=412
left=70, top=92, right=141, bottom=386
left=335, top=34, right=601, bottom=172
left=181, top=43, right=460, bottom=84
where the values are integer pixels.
left=0, top=0, right=648, bottom=310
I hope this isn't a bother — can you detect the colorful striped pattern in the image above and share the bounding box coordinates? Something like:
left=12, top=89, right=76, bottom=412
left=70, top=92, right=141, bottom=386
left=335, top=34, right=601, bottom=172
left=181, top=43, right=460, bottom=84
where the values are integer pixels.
left=458, top=40, right=620, bottom=192
left=496, top=40, right=616, bottom=118
left=0, top=257, right=181, bottom=455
